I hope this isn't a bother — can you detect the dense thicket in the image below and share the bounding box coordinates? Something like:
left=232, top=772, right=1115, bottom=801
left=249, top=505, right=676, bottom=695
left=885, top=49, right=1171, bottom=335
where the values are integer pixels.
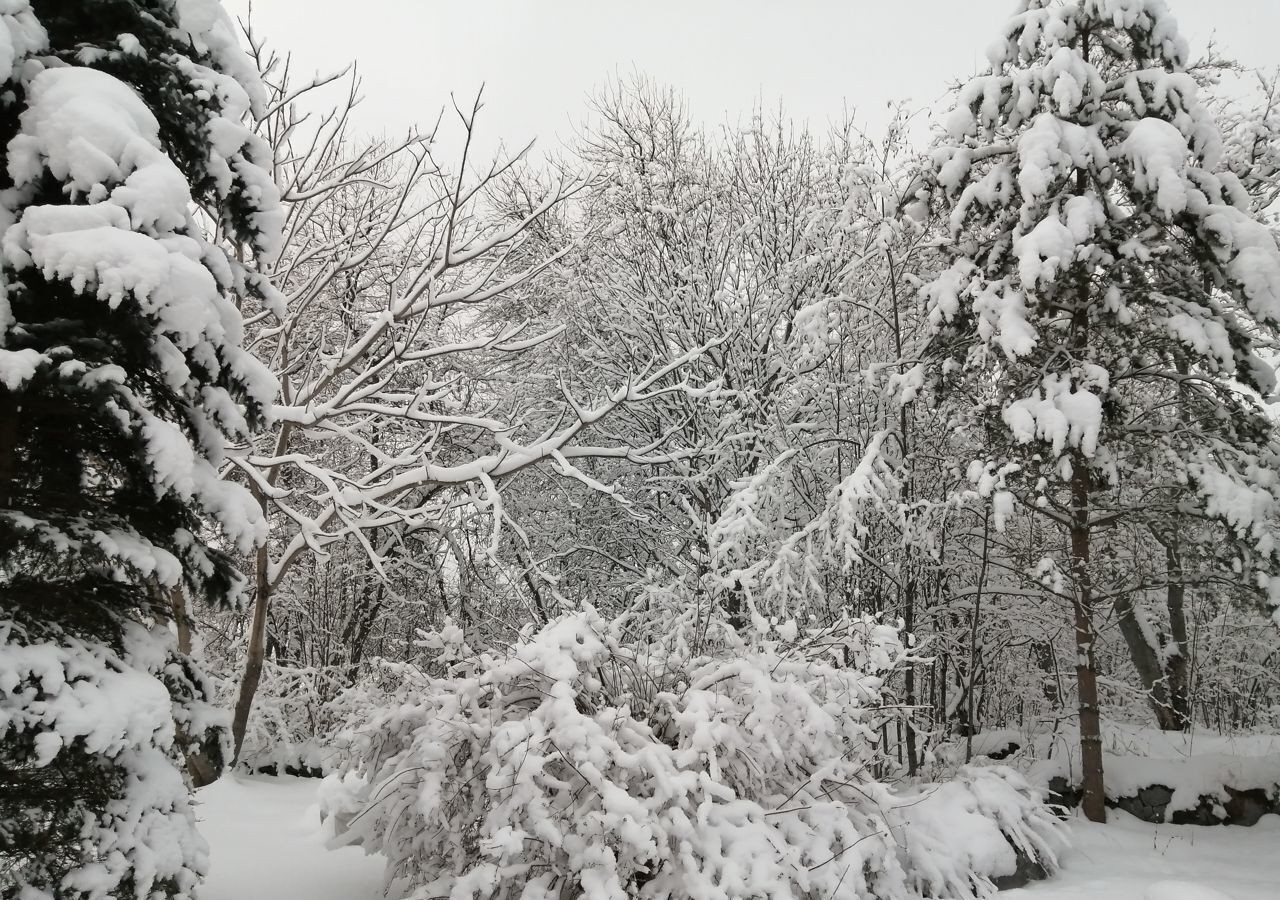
left=215, top=2, right=1280, bottom=794
left=5, top=0, right=1280, bottom=896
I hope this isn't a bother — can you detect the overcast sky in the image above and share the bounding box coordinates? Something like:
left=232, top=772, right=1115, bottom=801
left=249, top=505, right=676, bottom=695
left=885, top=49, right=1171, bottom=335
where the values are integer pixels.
left=225, top=0, right=1280, bottom=158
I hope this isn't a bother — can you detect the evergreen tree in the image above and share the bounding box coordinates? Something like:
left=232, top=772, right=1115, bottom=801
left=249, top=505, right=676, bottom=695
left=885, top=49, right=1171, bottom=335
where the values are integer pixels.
left=918, top=0, right=1280, bottom=821
left=0, top=1, right=279, bottom=896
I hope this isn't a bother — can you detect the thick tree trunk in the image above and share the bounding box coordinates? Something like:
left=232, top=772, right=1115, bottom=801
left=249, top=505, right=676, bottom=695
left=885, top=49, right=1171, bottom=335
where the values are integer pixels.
left=170, top=585, right=192, bottom=655
left=1152, top=347, right=1194, bottom=731
left=159, top=585, right=219, bottom=787
left=1065, top=149, right=1104, bottom=821
left=1070, top=452, right=1106, bottom=822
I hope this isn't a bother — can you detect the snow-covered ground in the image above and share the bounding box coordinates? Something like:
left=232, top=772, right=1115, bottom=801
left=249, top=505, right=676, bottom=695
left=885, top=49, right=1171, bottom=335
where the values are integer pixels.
left=196, top=775, right=383, bottom=900
left=195, top=775, right=1280, bottom=900
left=1007, top=811, right=1280, bottom=900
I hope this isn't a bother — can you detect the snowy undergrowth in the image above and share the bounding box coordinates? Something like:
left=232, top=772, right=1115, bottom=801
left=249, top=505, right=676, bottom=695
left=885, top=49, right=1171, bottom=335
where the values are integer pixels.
left=320, top=608, right=1064, bottom=900
left=209, top=657, right=365, bottom=776
left=948, top=724, right=1280, bottom=817
left=194, top=777, right=1280, bottom=900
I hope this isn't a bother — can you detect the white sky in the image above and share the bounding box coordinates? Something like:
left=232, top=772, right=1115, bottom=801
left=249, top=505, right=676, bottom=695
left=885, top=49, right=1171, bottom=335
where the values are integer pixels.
left=226, top=0, right=1280, bottom=157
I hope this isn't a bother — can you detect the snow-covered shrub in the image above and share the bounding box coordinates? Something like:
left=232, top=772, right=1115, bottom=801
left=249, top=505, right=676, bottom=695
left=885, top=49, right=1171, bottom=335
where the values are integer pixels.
left=213, top=657, right=412, bottom=776
left=215, top=660, right=350, bottom=775
left=322, top=607, right=1064, bottom=900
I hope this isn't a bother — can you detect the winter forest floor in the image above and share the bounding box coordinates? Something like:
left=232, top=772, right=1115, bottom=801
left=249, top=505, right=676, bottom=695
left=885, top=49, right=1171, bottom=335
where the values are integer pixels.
left=195, top=774, right=1280, bottom=900
left=197, top=775, right=383, bottom=900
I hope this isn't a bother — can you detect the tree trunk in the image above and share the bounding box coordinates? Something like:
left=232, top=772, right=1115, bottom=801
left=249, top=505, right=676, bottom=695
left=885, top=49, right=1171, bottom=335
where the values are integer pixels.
left=886, top=241, right=919, bottom=775
left=231, top=543, right=271, bottom=763
left=1112, top=591, right=1178, bottom=728
left=1158, top=533, right=1192, bottom=730
left=345, top=580, right=385, bottom=678
left=1112, top=525, right=1192, bottom=731
left=1065, top=144, right=1105, bottom=821
left=902, top=575, right=919, bottom=775
left=1070, top=451, right=1106, bottom=822
left=0, top=390, right=21, bottom=509
left=1033, top=641, right=1061, bottom=708
left=965, top=507, right=992, bottom=762
left=230, top=421, right=294, bottom=765
left=171, top=584, right=192, bottom=655
left=1153, top=348, right=1194, bottom=731
left=157, top=584, right=220, bottom=787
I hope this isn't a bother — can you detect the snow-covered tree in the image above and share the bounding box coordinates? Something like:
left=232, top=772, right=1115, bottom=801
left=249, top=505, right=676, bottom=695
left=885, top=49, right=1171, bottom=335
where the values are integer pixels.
left=1214, top=66, right=1280, bottom=215
left=478, top=80, right=886, bottom=633
left=0, top=1, right=279, bottom=895
left=919, top=0, right=1280, bottom=820
left=214, top=53, right=713, bottom=763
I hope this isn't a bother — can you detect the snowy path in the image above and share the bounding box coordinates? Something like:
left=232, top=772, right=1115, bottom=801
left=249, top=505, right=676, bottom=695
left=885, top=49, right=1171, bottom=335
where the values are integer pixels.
left=196, top=775, right=383, bottom=900
left=195, top=776, right=1280, bottom=900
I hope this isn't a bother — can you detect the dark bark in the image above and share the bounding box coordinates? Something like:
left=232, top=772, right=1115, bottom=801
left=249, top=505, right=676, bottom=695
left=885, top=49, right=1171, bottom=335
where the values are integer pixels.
left=887, top=248, right=919, bottom=775
left=965, top=508, right=992, bottom=762
left=161, top=584, right=219, bottom=786
left=1112, top=591, right=1176, bottom=726
left=345, top=581, right=385, bottom=675
left=1032, top=641, right=1061, bottom=708
left=1065, top=124, right=1105, bottom=821
left=902, top=575, right=919, bottom=775
left=1154, top=529, right=1192, bottom=729
left=1112, top=523, right=1191, bottom=731
left=0, top=389, right=20, bottom=509
left=515, top=549, right=551, bottom=624
left=1070, top=449, right=1106, bottom=823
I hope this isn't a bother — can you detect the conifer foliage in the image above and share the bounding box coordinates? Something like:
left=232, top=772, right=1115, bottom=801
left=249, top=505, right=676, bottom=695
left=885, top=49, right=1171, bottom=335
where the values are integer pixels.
left=0, top=1, right=279, bottom=896
left=920, top=0, right=1280, bottom=821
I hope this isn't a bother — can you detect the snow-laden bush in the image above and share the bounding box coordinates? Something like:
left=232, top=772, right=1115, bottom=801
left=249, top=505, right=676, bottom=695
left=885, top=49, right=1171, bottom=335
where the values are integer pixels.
left=210, top=656, right=410, bottom=776
left=321, top=607, right=1064, bottom=900
left=215, top=660, right=351, bottom=775
left=202, top=647, right=338, bottom=775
